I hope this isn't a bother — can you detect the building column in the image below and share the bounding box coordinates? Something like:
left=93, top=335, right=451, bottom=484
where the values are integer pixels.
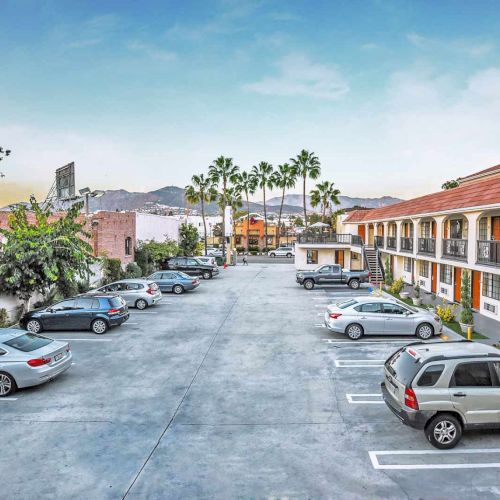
left=412, top=217, right=420, bottom=258
left=396, top=220, right=403, bottom=252
left=434, top=215, right=445, bottom=259
left=466, top=213, right=480, bottom=267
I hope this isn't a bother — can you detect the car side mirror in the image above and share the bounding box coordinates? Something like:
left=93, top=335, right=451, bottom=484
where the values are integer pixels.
left=404, top=311, right=411, bottom=316
left=47, top=308, right=54, bottom=313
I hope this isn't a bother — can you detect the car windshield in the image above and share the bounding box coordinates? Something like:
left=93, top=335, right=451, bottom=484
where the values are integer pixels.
left=386, top=349, right=422, bottom=385
left=393, top=299, right=418, bottom=313
left=5, top=333, right=53, bottom=352
left=337, top=299, right=358, bottom=309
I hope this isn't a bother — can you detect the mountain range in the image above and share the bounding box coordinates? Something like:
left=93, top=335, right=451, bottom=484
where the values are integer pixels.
left=87, top=186, right=403, bottom=214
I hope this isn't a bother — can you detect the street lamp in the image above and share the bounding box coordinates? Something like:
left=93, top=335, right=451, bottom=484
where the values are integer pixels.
left=79, top=187, right=105, bottom=216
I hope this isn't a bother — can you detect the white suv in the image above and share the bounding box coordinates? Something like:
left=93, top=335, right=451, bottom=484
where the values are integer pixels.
left=268, top=247, right=295, bottom=258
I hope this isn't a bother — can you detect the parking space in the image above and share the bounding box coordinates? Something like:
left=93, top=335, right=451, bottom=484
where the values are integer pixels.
left=2, top=264, right=500, bottom=499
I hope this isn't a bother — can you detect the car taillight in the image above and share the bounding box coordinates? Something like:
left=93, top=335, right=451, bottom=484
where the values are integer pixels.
left=368, top=272, right=372, bottom=277
left=404, top=387, right=419, bottom=410
left=329, top=313, right=342, bottom=319
left=146, top=287, right=155, bottom=295
left=27, top=357, right=51, bottom=367
left=108, top=308, right=121, bottom=314
left=192, top=280, right=197, bottom=284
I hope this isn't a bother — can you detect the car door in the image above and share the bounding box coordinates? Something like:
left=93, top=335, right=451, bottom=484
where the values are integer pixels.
left=382, top=303, right=415, bottom=335
left=353, top=302, right=385, bottom=334
left=162, top=272, right=176, bottom=291
left=73, top=297, right=95, bottom=329
left=316, top=266, right=333, bottom=285
left=330, top=265, right=342, bottom=284
left=449, top=361, right=500, bottom=424
left=43, top=299, right=76, bottom=330
left=186, top=258, right=201, bottom=276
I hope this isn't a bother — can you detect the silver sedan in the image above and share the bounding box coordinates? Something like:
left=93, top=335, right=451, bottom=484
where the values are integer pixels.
left=94, top=279, right=162, bottom=309
left=0, top=329, right=72, bottom=397
left=324, top=296, right=442, bottom=340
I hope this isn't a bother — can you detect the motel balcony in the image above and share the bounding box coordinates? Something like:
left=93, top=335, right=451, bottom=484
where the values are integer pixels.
left=442, top=238, right=468, bottom=261
left=296, top=233, right=363, bottom=246
left=374, top=236, right=384, bottom=248
left=386, top=236, right=397, bottom=250
left=400, top=236, right=413, bottom=253
left=477, top=240, right=500, bottom=267
left=417, top=237, right=436, bottom=256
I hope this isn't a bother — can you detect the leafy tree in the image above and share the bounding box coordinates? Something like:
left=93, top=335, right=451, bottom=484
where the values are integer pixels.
left=233, top=170, right=258, bottom=251
left=442, top=179, right=459, bottom=190
left=251, top=161, right=274, bottom=249
left=102, top=256, right=124, bottom=284
left=271, top=163, right=296, bottom=247
left=208, top=156, right=240, bottom=256
left=217, top=186, right=243, bottom=247
left=135, top=240, right=179, bottom=275
left=290, top=149, right=321, bottom=229
left=460, top=270, right=474, bottom=325
left=125, top=262, right=143, bottom=278
left=330, top=208, right=345, bottom=231
left=179, top=223, right=199, bottom=256
left=293, top=215, right=304, bottom=227
left=307, top=213, right=321, bottom=225
left=185, top=173, right=218, bottom=256
left=310, top=180, right=341, bottom=223
left=0, top=196, right=94, bottom=310
left=384, top=257, right=393, bottom=286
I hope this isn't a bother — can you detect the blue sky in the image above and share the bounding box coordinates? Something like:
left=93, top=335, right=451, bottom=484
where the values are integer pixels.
left=1, top=0, right=500, bottom=204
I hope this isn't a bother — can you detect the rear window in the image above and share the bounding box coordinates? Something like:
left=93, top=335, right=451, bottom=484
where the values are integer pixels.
left=386, top=349, right=422, bottom=386
left=337, top=299, right=357, bottom=309
left=417, top=364, right=445, bottom=387
left=5, top=333, right=53, bottom=352
left=110, top=297, right=124, bottom=308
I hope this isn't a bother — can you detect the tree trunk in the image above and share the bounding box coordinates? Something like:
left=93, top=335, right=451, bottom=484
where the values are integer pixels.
left=246, top=191, right=250, bottom=252
left=263, top=186, right=268, bottom=250
left=322, top=203, right=326, bottom=224
left=303, top=175, right=307, bottom=229
left=201, top=196, right=208, bottom=256
left=222, top=180, right=226, bottom=256
left=277, top=186, right=285, bottom=248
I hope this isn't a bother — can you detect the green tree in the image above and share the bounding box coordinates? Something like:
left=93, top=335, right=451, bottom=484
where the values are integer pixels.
left=233, top=170, right=258, bottom=252
left=293, top=215, right=304, bottom=227
left=251, top=161, right=274, bottom=249
left=179, top=223, right=199, bottom=256
left=101, top=256, right=124, bottom=284
left=217, top=186, right=243, bottom=246
left=310, top=180, right=341, bottom=223
left=442, top=179, right=459, bottom=190
left=307, top=213, right=321, bottom=225
left=135, top=240, right=179, bottom=275
left=0, top=196, right=94, bottom=310
left=330, top=208, right=345, bottom=231
left=208, top=156, right=240, bottom=256
left=185, top=173, right=218, bottom=256
left=460, top=270, right=474, bottom=326
left=290, top=149, right=321, bottom=230
left=271, top=163, right=296, bottom=248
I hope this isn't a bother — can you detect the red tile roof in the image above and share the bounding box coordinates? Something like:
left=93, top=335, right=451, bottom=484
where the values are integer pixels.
left=458, top=164, right=500, bottom=182
left=344, top=174, right=500, bottom=223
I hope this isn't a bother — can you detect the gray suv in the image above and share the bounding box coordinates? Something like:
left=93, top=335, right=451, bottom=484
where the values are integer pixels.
left=382, top=340, right=500, bottom=449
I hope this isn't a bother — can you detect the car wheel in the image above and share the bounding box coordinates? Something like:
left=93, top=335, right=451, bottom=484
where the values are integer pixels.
left=173, top=284, right=184, bottom=295
left=270, top=253, right=275, bottom=258
left=416, top=322, right=434, bottom=340
left=286, top=253, right=292, bottom=258
left=348, top=279, right=360, bottom=289
left=303, top=279, right=315, bottom=290
left=26, top=319, right=42, bottom=333
left=425, top=413, right=462, bottom=449
left=135, top=299, right=148, bottom=310
left=0, top=372, right=16, bottom=397
left=346, top=323, right=364, bottom=340
left=91, top=319, right=108, bottom=335
left=202, top=271, right=212, bottom=280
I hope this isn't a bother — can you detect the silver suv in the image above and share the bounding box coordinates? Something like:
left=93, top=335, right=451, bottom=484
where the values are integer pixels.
left=382, top=340, right=500, bottom=449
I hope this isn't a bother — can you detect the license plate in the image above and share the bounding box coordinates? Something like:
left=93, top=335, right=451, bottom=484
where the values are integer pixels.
left=54, top=353, right=63, bottom=362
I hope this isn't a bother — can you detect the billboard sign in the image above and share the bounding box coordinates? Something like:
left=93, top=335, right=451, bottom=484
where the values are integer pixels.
left=56, top=162, right=75, bottom=200
left=224, top=205, right=233, bottom=237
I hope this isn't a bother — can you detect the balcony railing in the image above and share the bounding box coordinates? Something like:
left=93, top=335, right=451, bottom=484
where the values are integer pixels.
left=442, top=238, right=468, bottom=261
left=418, top=237, right=436, bottom=256
left=387, top=236, right=396, bottom=249
left=400, top=236, right=414, bottom=253
left=374, top=236, right=384, bottom=248
left=477, top=240, right=500, bottom=266
left=297, top=233, right=363, bottom=245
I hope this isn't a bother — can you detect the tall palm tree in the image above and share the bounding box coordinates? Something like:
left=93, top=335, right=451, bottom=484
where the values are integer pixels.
left=290, top=149, right=321, bottom=229
left=216, top=186, right=243, bottom=249
left=271, top=163, right=296, bottom=248
left=233, top=170, right=258, bottom=252
left=310, top=180, right=341, bottom=223
left=251, top=161, right=274, bottom=249
left=208, top=156, right=240, bottom=255
left=185, top=174, right=218, bottom=255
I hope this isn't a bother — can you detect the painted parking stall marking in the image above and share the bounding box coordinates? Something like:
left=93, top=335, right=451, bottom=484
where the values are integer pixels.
left=369, top=449, right=500, bottom=470
left=346, top=393, right=384, bottom=404
left=0, top=398, right=18, bottom=402
left=334, top=359, right=385, bottom=368
left=323, top=339, right=410, bottom=345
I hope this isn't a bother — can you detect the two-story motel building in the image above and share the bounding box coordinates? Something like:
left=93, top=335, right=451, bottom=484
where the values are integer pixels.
left=295, top=164, right=500, bottom=322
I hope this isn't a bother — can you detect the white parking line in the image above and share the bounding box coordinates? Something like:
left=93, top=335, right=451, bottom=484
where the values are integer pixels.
left=335, top=359, right=385, bottom=368
left=314, top=324, right=326, bottom=328
left=369, top=449, right=500, bottom=470
left=57, top=338, right=112, bottom=342
left=0, top=398, right=18, bottom=401
left=132, top=311, right=158, bottom=314
left=323, top=339, right=410, bottom=345
left=346, top=393, right=384, bottom=404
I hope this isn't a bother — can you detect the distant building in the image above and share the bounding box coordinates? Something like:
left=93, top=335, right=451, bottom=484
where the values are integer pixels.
left=135, top=212, right=180, bottom=243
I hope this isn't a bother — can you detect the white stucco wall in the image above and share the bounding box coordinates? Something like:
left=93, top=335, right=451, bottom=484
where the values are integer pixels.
left=295, top=246, right=362, bottom=270
left=136, top=213, right=181, bottom=243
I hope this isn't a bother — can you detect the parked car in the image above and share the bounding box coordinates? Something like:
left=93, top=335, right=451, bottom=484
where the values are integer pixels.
left=0, top=328, right=72, bottom=397
left=296, top=264, right=370, bottom=290
left=324, top=296, right=442, bottom=340
left=206, top=248, right=223, bottom=257
left=196, top=256, right=217, bottom=266
left=162, top=256, right=219, bottom=280
left=382, top=340, right=500, bottom=449
left=269, top=247, right=295, bottom=258
left=20, top=295, right=129, bottom=335
left=94, top=279, right=161, bottom=309
left=148, top=271, right=200, bottom=294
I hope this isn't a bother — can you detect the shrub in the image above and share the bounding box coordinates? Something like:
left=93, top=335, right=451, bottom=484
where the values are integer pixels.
left=389, top=277, right=405, bottom=295
left=125, top=262, right=143, bottom=279
left=250, top=250, right=258, bottom=255
left=460, top=270, right=474, bottom=325
left=436, top=302, right=458, bottom=323
left=413, top=281, right=421, bottom=299
left=248, top=246, right=259, bottom=253
left=236, top=246, right=245, bottom=253
left=102, top=256, right=124, bottom=284
left=384, top=257, right=393, bottom=286
left=0, top=308, right=8, bottom=327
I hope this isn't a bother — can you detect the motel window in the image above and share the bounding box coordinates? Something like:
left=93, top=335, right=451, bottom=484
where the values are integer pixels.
left=125, top=237, right=132, bottom=256
left=482, top=273, right=500, bottom=301
left=421, top=222, right=431, bottom=239
left=419, top=261, right=429, bottom=278
left=404, top=257, right=412, bottom=273
left=450, top=219, right=467, bottom=239
left=479, top=218, right=488, bottom=241
left=440, top=264, right=453, bottom=285
left=307, top=250, right=318, bottom=265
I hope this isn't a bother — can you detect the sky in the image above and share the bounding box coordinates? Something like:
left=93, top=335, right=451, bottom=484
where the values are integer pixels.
left=1, top=0, right=500, bottom=205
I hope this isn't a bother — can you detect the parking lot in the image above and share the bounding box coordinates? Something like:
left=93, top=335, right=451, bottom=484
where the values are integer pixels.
left=2, top=263, right=500, bottom=499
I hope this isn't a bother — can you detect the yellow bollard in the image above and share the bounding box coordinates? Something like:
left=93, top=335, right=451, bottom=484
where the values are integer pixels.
left=467, top=326, right=473, bottom=340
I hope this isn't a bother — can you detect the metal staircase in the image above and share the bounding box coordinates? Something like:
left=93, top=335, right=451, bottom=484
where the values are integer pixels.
left=363, top=246, right=385, bottom=285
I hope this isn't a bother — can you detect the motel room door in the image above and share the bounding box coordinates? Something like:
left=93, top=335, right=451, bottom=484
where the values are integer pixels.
left=431, top=263, right=437, bottom=293
left=472, top=271, right=481, bottom=310
left=454, top=267, right=462, bottom=302
left=358, top=225, right=366, bottom=244
left=492, top=217, right=500, bottom=240
left=335, top=250, right=345, bottom=268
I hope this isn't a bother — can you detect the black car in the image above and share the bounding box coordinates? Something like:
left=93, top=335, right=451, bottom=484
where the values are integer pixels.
left=20, top=294, right=129, bottom=335
left=161, top=256, right=219, bottom=280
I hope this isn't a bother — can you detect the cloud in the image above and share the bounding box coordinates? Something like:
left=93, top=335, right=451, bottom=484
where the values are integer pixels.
left=127, top=41, right=176, bottom=62
left=243, top=53, right=349, bottom=100
left=361, top=42, right=379, bottom=50
left=406, top=32, right=495, bottom=57
left=66, top=14, right=119, bottom=49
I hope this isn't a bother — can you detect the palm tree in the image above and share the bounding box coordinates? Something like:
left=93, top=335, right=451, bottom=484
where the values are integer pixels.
left=290, top=149, right=321, bottom=229
left=208, top=156, right=240, bottom=256
left=216, top=186, right=243, bottom=249
left=233, top=171, right=258, bottom=252
left=310, top=180, right=341, bottom=223
left=271, top=163, right=296, bottom=248
left=251, top=162, right=274, bottom=250
left=185, top=174, right=218, bottom=255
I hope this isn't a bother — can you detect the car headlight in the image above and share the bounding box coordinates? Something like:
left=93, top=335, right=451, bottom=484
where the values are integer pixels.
left=297, top=273, right=303, bottom=278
